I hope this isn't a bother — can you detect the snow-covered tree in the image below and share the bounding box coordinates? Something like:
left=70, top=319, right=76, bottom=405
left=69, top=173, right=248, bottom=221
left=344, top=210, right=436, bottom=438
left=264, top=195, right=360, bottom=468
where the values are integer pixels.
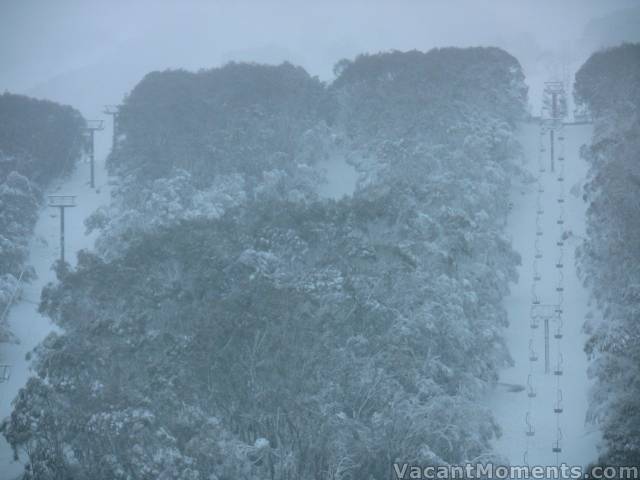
left=575, top=43, right=640, bottom=468
left=4, top=48, right=528, bottom=478
left=0, top=94, right=85, bottom=343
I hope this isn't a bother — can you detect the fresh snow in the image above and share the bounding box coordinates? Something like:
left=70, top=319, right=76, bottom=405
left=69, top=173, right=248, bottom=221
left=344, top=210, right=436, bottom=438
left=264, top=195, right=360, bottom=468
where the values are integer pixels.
left=487, top=121, right=599, bottom=468
left=0, top=141, right=111, bottom=478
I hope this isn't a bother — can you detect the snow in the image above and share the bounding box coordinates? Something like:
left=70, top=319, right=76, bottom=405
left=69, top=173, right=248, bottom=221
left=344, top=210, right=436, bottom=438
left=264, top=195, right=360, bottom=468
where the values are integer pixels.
left=317, top=153, right=358, bottom=200
left=487, top=122, right=599, bottom=469
left=0, top=140, right=111, bottom=477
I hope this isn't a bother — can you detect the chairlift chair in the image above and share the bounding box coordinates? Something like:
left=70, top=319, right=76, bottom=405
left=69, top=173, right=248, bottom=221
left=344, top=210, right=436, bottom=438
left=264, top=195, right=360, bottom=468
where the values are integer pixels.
left=552, top=429, right=563, bottom=453
left=554, top=390, right=564, bottom=413
left=554, top=355, right=564, bottom=376
left=527, top=375, right=537, bottom=398
left=554, top=317, right=564, bottom=339
left=525, top=412, right=535, bottom=437
left=529, top=340, right=538, bottom=361
left=0, top=365, right=10, bottom=382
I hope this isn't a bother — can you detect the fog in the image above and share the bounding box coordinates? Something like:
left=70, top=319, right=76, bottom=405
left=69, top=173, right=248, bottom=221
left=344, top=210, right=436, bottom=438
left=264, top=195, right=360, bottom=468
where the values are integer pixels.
left=1, top=2, right=640, bottom=478
left=2, top=0, right=639, bottom=116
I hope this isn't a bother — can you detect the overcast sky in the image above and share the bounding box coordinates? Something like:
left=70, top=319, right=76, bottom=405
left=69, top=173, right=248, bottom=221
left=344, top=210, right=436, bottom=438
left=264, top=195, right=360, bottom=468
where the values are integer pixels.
left=1, top=0, right=638, bottom=117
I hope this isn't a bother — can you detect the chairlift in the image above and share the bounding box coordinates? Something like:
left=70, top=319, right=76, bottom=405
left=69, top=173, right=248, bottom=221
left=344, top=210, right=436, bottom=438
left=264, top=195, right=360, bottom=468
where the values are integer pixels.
left=557, top=198, right=565, bottom=203
left=554, top=390, right=564, bottom=413
left=535, top=253, right=542, bottom=259
left=558, top=156, right=565, bottom=161
left=531, top=290, right=541, bottom=312
left=558, top=176, right=564, bottom=182
left=557, top=219, right=565, bottom=225
left=533, top=262, right=541, bottom=281
left=525, top=412, right=535, bottom=437
left=555, top=316, right=563, bottom=338
left=527, top=374, right=536, bottom=398
left=529, top=340, right=538, bottom=362
left=554, top=354, right=564, bottom=376
left=556, top=241, right=564, bottom=247
left=556, top=286, right=564, bottom=292
left=556, top=263, right=564, bottom=269
left=0, top=365, right=10, bottom=383
left=552, top=429, right=563, bottom=453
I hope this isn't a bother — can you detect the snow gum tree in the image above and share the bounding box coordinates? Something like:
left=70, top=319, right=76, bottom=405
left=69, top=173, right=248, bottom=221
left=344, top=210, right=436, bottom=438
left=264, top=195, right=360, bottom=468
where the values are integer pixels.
left=4, top=48, right=528, bottom=479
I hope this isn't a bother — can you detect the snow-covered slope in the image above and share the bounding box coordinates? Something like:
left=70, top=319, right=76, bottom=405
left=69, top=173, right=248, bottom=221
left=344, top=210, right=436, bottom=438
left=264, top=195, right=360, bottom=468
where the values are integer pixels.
left=488, top=121, right=599, bottom=468
left=0, top=142, right=111, bottom=478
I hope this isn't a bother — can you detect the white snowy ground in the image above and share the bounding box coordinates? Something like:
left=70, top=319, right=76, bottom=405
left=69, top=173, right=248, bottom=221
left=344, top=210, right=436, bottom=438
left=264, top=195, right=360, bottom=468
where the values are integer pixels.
left=0, top=138, right=111, bottom=478
left=487, top=122, right=599, bottom=470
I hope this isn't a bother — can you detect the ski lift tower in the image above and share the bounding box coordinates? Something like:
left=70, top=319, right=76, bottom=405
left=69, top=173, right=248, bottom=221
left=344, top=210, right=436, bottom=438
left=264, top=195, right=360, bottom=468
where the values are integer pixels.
left=84, top=120, right=104, bottom=188
left=542, top=82, right=566, bottom=172
left=102, top=105, right=120, bottom=152
left=48, top=195, right=76, bottom=263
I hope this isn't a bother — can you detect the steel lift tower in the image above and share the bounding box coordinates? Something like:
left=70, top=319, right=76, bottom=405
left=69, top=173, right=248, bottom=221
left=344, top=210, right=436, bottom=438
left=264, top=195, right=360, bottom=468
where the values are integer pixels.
left=48, top=195, right=77, bottom=263
left=542, top=82, right=567, bottom=172
left=84, top=120, right=104, bottom=188
left=102, top=105, right=120, bottom=152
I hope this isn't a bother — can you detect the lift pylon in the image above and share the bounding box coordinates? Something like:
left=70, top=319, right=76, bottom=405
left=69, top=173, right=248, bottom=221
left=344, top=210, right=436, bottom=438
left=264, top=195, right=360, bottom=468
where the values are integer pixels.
left=84, top=120, right=104, bottom=188
left=48, top=195, right=77, bottom=263
left=102, top=105, right=121, bottom=152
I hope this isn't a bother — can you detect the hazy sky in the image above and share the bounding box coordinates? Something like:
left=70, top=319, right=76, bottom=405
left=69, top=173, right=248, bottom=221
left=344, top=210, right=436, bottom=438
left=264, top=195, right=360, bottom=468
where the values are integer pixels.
left=1, top=0, right=638, bottom=116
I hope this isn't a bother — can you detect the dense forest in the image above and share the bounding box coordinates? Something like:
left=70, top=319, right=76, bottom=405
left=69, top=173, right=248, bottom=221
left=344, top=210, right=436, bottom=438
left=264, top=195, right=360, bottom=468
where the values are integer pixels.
left=0, top=93, right=85, bottom=342
left=574, top=43, right=640, bottom=467
left=1, top=47, right=529, bottom=480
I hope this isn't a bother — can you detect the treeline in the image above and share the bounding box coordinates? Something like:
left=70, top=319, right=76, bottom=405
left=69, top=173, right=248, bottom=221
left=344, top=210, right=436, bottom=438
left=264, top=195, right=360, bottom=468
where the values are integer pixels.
left=0, top=93, right=85, bottom=341
left=109, top=62, right=332, bottom=184
left=3, top=48, right=527, bottom=479
left=574, top=43, right=640, bottom=467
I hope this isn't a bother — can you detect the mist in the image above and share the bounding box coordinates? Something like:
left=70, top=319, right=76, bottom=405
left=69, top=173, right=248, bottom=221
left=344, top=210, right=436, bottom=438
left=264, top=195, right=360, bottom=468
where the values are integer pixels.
left=2, top=0, right=638, bottom=116
left=1, top=2, right=640, bottom=479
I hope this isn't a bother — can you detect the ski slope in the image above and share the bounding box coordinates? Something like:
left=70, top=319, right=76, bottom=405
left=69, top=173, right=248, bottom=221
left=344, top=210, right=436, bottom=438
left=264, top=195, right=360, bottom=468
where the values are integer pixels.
left=488, top=121, right=599, bottom=469
left=0, top=140, right=111, bottom=478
